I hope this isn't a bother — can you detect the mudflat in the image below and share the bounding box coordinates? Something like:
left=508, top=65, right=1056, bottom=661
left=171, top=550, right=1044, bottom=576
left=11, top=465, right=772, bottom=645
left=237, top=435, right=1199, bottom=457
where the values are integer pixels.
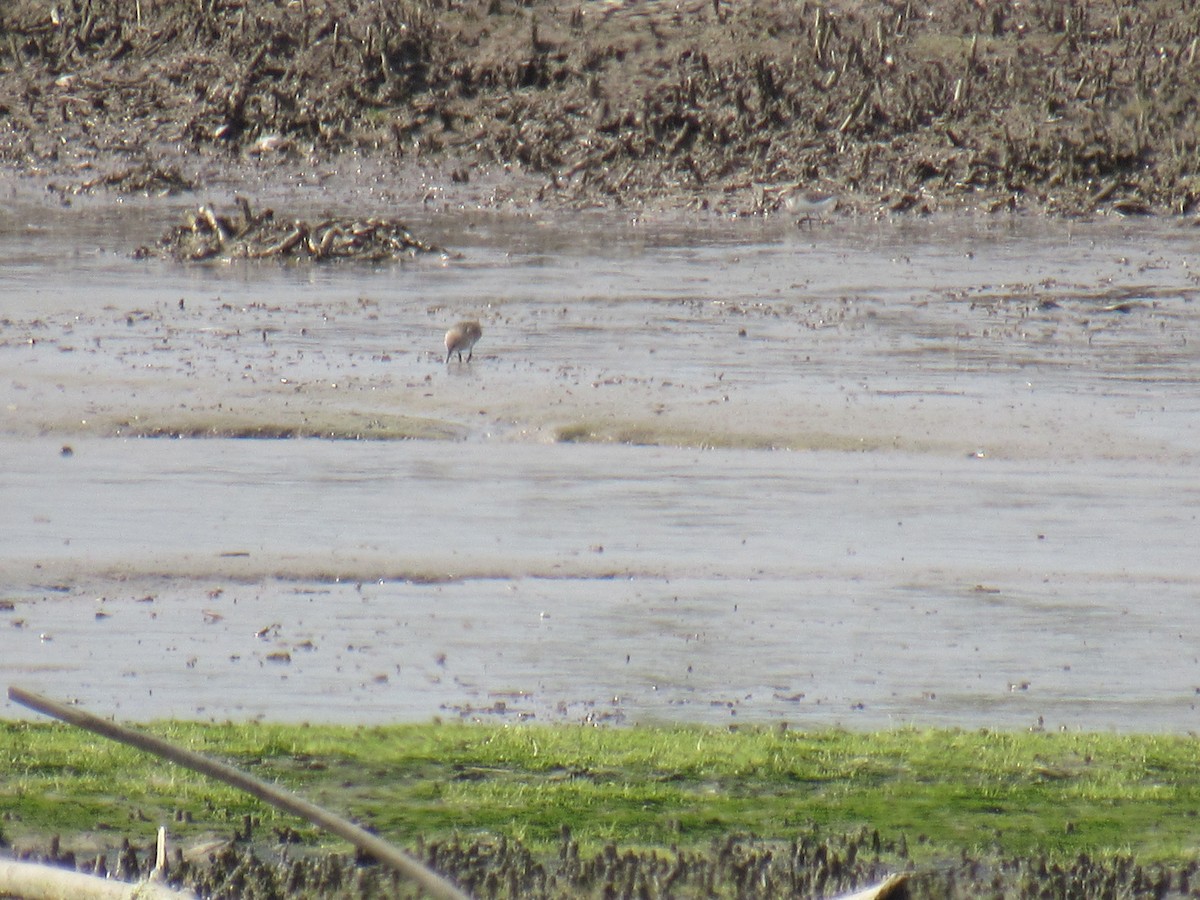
left=2, top=205, right=1198, bottom=729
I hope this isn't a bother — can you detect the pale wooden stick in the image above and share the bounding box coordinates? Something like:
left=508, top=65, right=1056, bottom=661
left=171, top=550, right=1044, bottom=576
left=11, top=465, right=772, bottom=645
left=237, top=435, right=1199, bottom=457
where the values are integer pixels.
left=833, top=872, right=911, bottom=899
left=0, top=858, right=195, bottom=900
left=8, top=686, right=471, bottom=900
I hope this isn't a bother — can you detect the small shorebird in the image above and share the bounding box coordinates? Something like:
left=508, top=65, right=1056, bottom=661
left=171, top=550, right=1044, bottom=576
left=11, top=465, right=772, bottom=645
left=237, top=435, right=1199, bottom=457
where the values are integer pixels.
left=783, top=190, right=839, bottom=222
left=444, top=320, right=482, bottom=363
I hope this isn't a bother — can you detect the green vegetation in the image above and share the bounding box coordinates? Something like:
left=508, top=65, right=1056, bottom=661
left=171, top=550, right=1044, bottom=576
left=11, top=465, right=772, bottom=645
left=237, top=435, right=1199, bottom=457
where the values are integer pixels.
left=3, top=722, right=1200, bottom=865
left=121, top=411, right=467, bottom=441
left=553, top=420, right=895, bottom=451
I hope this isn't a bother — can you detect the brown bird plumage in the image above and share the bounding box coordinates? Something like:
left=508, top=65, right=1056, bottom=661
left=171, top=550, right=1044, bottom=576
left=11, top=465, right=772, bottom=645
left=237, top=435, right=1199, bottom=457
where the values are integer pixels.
left=444, top=320, right=482, bottom=363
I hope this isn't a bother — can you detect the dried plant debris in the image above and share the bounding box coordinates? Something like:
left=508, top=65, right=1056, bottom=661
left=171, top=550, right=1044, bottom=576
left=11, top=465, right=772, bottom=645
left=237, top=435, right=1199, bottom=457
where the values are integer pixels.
left=7, top=827, right=1197, bottom=900
left=135, top=199, right=451, bottom=263
left=4, top=0, right=1200, bottom=215
left=47, top=163, right=196, bottom=197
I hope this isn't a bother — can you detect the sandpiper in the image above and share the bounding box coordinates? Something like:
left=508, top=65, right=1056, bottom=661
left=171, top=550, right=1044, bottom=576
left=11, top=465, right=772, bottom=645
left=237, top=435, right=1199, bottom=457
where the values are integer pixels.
left=444, top=320, right=482, bottom=363
left=783, top=190, right=839, bottom=220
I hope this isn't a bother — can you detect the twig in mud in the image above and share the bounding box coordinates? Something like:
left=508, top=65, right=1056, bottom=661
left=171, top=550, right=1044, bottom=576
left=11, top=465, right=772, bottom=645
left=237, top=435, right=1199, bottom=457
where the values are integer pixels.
left=249, top=223, right=307, bottom=258
left=838, top=86, right=871, bottom=133
left=7, top=685, right=473, bottom=900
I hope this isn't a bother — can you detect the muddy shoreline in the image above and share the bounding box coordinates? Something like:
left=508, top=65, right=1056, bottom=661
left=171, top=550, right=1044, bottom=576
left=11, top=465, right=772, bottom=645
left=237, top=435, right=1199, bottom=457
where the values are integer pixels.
left=3, top=0, right=1200, bottom=218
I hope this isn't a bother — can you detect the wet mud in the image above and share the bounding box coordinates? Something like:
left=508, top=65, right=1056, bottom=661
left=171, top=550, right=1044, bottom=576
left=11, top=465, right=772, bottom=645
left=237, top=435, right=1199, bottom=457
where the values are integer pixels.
left=1, top=205, right=1199, bottom=732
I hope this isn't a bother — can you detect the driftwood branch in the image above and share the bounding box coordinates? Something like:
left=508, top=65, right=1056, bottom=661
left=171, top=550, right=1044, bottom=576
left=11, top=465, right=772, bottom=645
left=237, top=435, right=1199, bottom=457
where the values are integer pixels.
left=7, top=686, right=471, bottom=900
left=832, top=872, right=910, bottom=899
left=0, top=857, right=195, bottom=900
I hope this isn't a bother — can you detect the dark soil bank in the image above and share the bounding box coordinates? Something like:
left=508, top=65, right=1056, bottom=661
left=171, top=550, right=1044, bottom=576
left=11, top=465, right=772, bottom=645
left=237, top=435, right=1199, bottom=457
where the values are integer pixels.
left=2, top=0, right=1199, bottom=217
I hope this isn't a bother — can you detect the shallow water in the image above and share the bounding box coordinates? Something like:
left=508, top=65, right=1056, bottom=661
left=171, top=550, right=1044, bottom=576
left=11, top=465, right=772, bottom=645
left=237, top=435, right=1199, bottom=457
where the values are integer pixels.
left=2, top=194, right=1199, bottom=730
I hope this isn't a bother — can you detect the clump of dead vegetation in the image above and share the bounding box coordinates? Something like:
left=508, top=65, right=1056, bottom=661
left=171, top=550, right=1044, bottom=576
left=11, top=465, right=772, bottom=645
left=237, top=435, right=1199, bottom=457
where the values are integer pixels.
left=133, top=197, right=449, bottom=262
